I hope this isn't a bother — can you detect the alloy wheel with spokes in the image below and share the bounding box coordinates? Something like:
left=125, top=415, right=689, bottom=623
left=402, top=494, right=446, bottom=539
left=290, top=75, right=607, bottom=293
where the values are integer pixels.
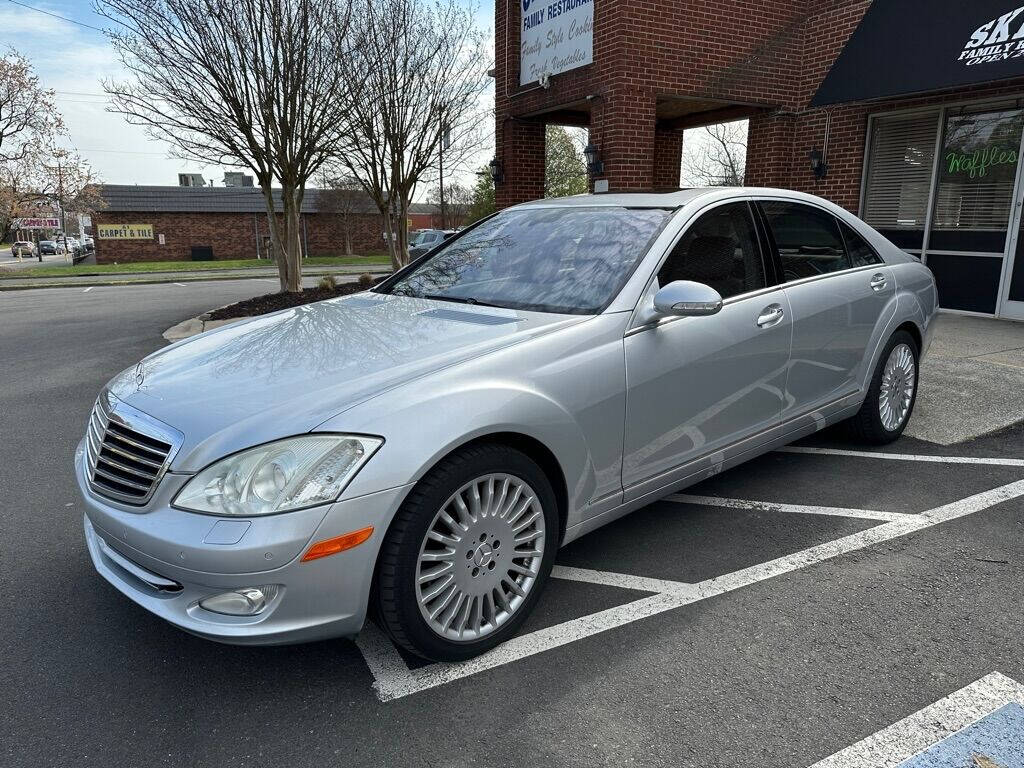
left=878, top=342, right=916, bottom=432
left=375, top=443, right=558, bottom=661
left=416, top=473, right=545, bottom=642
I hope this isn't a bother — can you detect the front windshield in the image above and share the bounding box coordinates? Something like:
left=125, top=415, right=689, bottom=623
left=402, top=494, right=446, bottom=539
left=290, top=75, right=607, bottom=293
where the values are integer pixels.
left=382, top=206, right=671, bottom=314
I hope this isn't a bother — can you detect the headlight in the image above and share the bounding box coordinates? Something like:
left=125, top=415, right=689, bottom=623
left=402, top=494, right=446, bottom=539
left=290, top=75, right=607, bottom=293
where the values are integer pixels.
left=173, top=435, right=382, bottom=516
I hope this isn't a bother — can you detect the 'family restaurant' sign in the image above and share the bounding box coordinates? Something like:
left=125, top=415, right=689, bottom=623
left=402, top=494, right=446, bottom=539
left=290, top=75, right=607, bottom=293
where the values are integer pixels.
left=520, top=0, right=593, bottom=86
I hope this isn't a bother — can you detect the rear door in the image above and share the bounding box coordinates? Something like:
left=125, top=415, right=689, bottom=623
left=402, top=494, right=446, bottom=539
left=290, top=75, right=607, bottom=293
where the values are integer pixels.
left=757, top=200, right=895, bottom=423
left=622, top=201, right=792, bottom=496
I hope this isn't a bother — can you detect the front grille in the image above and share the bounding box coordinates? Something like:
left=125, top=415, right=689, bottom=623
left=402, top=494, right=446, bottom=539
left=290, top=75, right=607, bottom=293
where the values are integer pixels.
left=85, top=395, right=175, bottom=505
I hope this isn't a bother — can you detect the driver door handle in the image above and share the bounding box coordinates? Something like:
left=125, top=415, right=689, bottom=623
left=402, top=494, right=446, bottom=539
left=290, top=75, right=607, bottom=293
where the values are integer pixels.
left=756, top=304, right=785, bottom=329
left=870, top=273, right=888, bottom=292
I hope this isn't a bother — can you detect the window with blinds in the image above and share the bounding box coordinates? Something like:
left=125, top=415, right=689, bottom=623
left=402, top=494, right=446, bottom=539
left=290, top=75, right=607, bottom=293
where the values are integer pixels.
left=862, top=112, right=940, bottom=232
left=932, top=108, right=1023, bottom=233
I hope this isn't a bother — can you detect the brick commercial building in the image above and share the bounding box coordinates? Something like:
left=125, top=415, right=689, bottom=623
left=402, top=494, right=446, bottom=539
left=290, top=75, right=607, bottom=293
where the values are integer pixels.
left=92, top=185, right=444, bottom=264
left=495, top=0, right=1024, bottom=319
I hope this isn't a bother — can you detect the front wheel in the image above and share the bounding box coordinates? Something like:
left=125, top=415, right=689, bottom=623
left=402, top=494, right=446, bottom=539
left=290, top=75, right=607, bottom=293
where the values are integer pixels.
left=847, top=330, right=919, bottom=444
left=375, top=443, right=559, bottom=661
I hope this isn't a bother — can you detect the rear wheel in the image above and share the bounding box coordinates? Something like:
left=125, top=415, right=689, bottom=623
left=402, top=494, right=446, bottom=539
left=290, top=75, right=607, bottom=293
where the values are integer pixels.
left=847, top=330, right=919, bottom=444
left=375, top=443, right=559, bottom=661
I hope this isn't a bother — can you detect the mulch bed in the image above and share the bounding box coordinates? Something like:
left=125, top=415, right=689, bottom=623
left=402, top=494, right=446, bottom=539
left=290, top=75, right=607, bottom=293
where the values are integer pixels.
left=206, top=280, right=381, bottom=320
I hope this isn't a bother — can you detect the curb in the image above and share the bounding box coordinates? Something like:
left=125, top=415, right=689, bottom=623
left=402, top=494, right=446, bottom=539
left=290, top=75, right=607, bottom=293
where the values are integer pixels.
left=162, top=315, right=252, bottom=343
left=0, top=266, right=391, bottom=291
left=160, top=273, right=371, bottom=343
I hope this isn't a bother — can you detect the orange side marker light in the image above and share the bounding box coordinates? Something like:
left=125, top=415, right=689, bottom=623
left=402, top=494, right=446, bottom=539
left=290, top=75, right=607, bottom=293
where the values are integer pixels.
left=301, top=526, right=374, bottom=562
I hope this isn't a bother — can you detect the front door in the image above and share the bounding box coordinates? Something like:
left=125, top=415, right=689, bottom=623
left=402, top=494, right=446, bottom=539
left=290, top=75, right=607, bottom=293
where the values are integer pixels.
left=622, top=202, right=791, bottom=495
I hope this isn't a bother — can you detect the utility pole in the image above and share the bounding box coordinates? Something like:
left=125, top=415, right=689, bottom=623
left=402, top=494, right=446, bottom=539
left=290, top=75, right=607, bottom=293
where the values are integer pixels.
left=439, top=124, right=450, bottom=229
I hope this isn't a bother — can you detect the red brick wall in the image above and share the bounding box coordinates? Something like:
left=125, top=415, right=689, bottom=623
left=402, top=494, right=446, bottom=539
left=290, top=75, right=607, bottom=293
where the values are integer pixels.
left=93, top=210, right=386, bottom=264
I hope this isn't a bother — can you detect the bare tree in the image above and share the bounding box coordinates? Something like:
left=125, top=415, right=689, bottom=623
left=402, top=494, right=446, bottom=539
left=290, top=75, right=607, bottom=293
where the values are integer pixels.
left=0, top=54, right=102, bottom=241
left=426, top=182, right=472, bottom=229
left=318, top=172, right=366, bottom=256
left=682, top=120, right=748, bottom=187
left=98, top=0, right=358, bottom=292
left=335, top=0, right=490, bottom=270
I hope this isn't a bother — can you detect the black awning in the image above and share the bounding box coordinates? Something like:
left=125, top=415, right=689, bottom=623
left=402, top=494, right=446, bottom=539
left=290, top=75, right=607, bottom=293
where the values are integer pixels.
left=812, top=1, right=1024, bottom=107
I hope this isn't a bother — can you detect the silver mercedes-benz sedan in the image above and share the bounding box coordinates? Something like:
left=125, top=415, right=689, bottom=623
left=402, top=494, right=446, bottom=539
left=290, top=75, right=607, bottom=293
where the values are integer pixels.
left=76, top=188, right=937, bottom=661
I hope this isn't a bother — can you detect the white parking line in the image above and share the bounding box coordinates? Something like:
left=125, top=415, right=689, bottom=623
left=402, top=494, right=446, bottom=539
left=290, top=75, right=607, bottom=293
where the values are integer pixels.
left=82, top=287, right=92, bottom=293
left=808, top=672, right=1024, bottom=768
left=666, top=494, right=909, bottom=522
left=779, top=445, right=1024, bottom=468
left=551, top=565, right=697, bottom=595
left=173, top=282, right=187, bottom=287
left=357, top=479, right=1024, bottom=701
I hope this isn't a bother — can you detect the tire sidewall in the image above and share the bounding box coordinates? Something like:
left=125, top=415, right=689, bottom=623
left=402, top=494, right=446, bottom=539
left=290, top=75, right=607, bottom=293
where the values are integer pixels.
left=868, top=330, right=920, bottom=440
left=379, top=445, right=559, bottom=662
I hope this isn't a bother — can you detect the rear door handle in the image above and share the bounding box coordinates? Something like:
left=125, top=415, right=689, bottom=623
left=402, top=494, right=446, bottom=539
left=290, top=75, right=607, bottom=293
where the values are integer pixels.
left=756, top=304, right=785, bottom=329
left=870, top=273, right=888, bottom=291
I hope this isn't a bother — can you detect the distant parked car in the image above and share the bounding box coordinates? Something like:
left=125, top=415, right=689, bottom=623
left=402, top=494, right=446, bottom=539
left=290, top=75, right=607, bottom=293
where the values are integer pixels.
left=63, top=238, right=82, bottom=257
left=11, top=241, right=35, bottom=257
left=408, top=229, right=456, bottom=260
left=38, top=240, right=62, bottom=255
left=83, top=236, right=95, bottom=253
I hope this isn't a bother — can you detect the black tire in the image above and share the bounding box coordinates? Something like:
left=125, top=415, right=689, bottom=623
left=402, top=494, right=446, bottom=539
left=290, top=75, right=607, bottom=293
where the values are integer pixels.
left=847, top=329, right=919, bottom=445
left=375, top=442, right=559, bottom=661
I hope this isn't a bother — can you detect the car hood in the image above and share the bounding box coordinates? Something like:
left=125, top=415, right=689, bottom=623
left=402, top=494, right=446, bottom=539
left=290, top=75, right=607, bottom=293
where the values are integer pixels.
left=106, top=292, right=586, bottom=471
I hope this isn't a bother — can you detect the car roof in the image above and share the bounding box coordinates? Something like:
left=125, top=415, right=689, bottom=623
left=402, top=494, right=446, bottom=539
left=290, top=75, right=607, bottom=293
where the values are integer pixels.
left=509, top=189, right=713, bottom=210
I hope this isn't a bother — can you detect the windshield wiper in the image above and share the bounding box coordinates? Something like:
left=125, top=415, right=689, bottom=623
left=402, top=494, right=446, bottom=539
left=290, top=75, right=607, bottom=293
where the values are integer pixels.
left=421, top=294, right=507, bottom=309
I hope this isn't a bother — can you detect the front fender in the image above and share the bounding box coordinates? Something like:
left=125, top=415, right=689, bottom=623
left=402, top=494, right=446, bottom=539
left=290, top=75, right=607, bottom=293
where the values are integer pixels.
left=335, top=382, right=592, bottom=517
left=321, top=313, right=632, bottom=536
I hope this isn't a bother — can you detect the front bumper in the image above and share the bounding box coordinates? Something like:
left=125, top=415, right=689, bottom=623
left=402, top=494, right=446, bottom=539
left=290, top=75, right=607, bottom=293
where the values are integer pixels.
left=76, top=441, right=411, bottom=645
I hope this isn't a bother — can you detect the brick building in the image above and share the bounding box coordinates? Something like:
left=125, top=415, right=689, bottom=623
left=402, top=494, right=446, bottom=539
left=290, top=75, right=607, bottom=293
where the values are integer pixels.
left=495, top=0, right=1024, bottom=319
left=93, top=185, right=443, bottom=264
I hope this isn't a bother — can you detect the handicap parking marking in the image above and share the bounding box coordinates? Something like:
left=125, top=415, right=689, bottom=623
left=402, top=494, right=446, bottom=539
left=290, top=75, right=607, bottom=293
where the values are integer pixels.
left=809, top=672, right=1024, bottom=768
left=779, top=445, right=1024, bottom=468
left=357, top=478, right=1024, bottom=702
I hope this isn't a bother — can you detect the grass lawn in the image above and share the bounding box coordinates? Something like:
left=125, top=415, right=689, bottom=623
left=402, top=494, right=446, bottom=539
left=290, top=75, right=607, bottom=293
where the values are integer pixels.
left=0, top=253, right=391, bottom=279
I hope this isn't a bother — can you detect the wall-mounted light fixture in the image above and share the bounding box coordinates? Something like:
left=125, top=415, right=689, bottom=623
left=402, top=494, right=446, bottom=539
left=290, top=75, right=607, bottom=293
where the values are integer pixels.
left=583, top=143, right=604, bottom=176
left=809, top=149, right=829, bottom=181
left=488, top=157, right=504, bottom=184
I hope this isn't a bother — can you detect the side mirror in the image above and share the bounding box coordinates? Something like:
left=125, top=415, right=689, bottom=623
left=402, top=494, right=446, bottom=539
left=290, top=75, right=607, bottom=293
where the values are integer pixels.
left=652, top=280, right=724, bottom=317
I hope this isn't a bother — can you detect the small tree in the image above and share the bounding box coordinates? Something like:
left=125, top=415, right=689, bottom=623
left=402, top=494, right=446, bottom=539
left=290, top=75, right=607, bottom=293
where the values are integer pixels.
left=318, top=172, right=365, bottom=256
left=545, top=125, right=588, bottom=198
left=337, top=0, right=490, bottom=270
left=99, top=0, right=358, bottom=292
left=465, top=168, right=495, bottom=224
left=682, top=120, right=748, bottom=187
left=426, top=181, right=472, bottom=229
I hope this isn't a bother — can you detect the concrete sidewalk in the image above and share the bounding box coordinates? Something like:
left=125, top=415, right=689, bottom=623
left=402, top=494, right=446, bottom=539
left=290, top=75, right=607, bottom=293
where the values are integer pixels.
left=910, top=312, right=1024, bottom=445
left=0, top=263, right=391, bottom=290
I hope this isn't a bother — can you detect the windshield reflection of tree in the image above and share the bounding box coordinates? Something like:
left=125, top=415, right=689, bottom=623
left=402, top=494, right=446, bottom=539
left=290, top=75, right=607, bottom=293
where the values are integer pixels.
left=202, top=299, right=463, bottom=381
left=388, top=208, right=668, bottom=313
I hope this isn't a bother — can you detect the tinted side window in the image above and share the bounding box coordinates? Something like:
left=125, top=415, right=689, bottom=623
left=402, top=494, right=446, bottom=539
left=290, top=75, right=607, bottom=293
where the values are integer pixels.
left=657, top=203, right=766, bottom=299
left=762, top=201, right=852, bottom=281
left=839, top=221, right=884, bottom=267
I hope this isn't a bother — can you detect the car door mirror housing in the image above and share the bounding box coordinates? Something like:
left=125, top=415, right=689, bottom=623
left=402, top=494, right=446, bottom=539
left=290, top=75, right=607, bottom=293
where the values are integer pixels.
left=652, top=280, right=724, bottom=317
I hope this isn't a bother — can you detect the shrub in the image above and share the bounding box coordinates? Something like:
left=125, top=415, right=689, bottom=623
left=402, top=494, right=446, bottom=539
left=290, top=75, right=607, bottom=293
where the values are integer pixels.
left=318, top=274, right=338, bottom=290
left=357, top=272, right=374, bottom=287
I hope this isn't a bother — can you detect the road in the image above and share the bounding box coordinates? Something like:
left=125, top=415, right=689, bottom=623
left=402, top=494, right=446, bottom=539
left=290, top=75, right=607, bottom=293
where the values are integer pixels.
left=3, top=279, right=1024, bottom=768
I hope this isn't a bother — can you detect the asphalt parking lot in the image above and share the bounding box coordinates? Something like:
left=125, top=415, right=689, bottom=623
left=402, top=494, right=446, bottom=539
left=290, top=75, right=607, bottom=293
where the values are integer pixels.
left=3, top=280, right=1024, bottom=768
